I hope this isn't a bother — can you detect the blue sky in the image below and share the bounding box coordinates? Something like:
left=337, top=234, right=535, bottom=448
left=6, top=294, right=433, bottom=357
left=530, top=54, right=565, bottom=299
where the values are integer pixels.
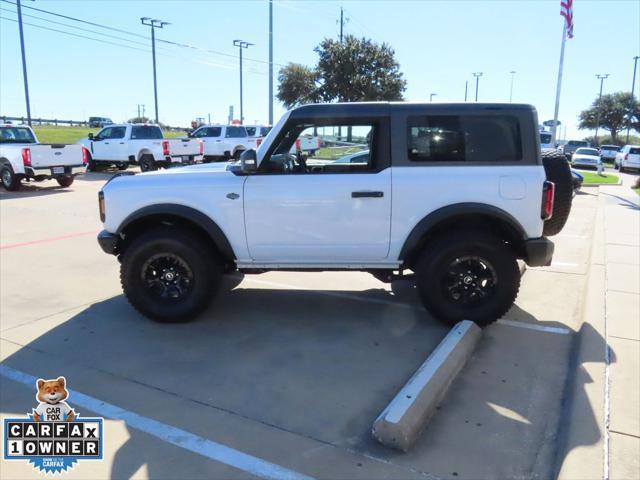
left=1, top=0, right=638, bottom=138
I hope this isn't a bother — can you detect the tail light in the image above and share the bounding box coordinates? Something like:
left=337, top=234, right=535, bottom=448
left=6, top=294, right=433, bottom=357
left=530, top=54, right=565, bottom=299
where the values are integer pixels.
left=541, top=181, right=555, bottom=220
left=317, top=136, right=321, bottom=149
left=295, top=139, right=301, bottom=151
left=625, top=153, right=629, bottom=161
left=21, top=147, right=31, bottom=167
left=162, top=140, right=170, bottom=156
left=256, top=138, right=262, bottom=147
left=82, top=147, right=89, bottom=165
left=198, top=140, right=204, bottom=155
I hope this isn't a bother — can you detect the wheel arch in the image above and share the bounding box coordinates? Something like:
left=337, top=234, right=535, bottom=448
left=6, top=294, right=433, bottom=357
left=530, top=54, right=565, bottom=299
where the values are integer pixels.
left=399, top=203, right=528, bottom=267
left=116, top=204, right=235, bottom=262
left=137, top=149, right=154, bottom=162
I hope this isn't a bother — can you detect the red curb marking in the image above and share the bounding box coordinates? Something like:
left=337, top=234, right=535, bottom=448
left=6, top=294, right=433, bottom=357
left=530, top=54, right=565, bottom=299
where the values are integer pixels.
left=0, top=230, right=99, bottom=250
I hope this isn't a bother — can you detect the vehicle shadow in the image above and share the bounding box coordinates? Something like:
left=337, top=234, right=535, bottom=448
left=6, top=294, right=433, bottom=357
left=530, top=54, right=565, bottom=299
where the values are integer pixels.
left=0, top=183, right=71, bottom=200
left=0, top=278, right=611, bottom=479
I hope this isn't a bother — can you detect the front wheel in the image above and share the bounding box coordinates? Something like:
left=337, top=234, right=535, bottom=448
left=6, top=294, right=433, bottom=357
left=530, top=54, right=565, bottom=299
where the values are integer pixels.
left=415, top=230, right=520, bottom=327
left=120, top=228, right=222, bottom=322
left=56, top=175, right=74, bottom=188
left=1, top=166, right=21, bottom=191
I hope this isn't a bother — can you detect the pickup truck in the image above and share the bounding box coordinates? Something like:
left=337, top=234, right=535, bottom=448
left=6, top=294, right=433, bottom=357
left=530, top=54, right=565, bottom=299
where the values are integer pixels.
left=190, top=125, right=255, bottom=162
left=0, top=124, right=87, bottom=191
left=96, top=102, right=574, bottom=327
left=77, top=124, right=203, bottom=172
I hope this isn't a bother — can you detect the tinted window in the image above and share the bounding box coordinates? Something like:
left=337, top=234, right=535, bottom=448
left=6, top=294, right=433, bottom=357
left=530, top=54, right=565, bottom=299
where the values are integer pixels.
left=540, top=133, right=552, bottom=144
left=225, top=126, right=247, bottom=138
left=131, top=125, right=163, bottom=140
left=568, top=141, right=588, bottom=147
left=192, top=127, right=221, bottom=138
left=575, top=148, right=599, bottom=156
left=630, top=148, right=640, bottom=154
left=408, top=115, right=522, bottom=163
left=601, top=145, right=620, bottom=151
left=109, top=127, right=126, bottom=139
left=0, top=127, right=36, bottom=144
left=245, top=127, right=257, bottom=136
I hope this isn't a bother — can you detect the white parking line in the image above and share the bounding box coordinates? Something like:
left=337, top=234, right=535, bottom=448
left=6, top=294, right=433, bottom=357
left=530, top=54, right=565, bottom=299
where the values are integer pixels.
left=497, top=319, right=571, bottom=335
left=0, top=365, right=314, bottom=480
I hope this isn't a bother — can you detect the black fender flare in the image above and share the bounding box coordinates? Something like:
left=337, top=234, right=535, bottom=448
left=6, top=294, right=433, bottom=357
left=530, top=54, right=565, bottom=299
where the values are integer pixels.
left=116, top=204, right=235, bottom=261
left=399, top=203, right=528, bottom=262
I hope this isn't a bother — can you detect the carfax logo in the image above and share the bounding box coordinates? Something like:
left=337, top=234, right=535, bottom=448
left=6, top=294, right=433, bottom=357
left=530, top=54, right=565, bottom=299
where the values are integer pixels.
left=3, top=376, right=103, bottom=474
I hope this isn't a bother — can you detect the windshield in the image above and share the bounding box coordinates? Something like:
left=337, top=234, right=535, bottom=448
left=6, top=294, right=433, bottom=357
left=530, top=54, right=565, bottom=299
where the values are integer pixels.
left=575, top=148, right=599, bottom=156
left=568, top=141, right=588, bottom=147
left=601, top=145, right=620, bottom=151
left=0, top=127, right=36, bottom=144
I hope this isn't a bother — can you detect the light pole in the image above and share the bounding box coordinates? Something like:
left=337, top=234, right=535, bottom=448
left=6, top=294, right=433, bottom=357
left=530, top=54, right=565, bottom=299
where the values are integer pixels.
left=430, top=93, right=437, bottom=102
left=509, top=71, right=516, bottom=103
left=626, top=56, right=639, bottom=143
left=268, top=0, right=273, bottom=125
left=594, top=73, right=610, bottom=145
left=233, top=39, right=253, bottom=124
left=472, top=72, right=483, bottom=102
left=464, top=81, right=468, bottom=102
left=141, top=17, right=169, bottom=124
left=16, top=0, right=32, bottom=126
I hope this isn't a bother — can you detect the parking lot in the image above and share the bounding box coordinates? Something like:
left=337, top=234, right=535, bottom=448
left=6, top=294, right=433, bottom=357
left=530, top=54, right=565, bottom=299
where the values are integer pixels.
left=2, top=167, right=635, bottom=479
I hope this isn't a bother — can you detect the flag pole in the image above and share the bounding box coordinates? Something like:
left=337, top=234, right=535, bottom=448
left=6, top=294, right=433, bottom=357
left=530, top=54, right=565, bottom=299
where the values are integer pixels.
left=551, top=23, right=567, bottom=147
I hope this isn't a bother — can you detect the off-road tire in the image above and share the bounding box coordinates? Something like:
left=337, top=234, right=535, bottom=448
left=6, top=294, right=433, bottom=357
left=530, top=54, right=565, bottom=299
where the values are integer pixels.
left=542, top=149, right=573, bottom=236
left=120, top=227, right=222, bottom=322
left=56, top=176, right=74, bottom=188
left=1, top=165, right=21, bottom=191
left=139, top=154, right=157, bottom=172
left=415, top=230, right=520, bottom=327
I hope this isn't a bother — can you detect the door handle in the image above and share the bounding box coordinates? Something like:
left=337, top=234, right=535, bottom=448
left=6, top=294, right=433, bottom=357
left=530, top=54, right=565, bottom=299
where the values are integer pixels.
left=104, top=142, right=110, bottom=145
left=119, top=142, right=125, bottom=144
left=352, top=191, right=384, bottom=198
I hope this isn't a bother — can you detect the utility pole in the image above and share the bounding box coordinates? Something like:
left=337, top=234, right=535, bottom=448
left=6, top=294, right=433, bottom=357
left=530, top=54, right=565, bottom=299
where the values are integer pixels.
left=340, top=7, right=344, bottom=42
left=464, top=81, right=468, bottom=102
left=430, top=93, right=437, bottom=102
left=142, top=104, right=146, bottom=118
left=16, top=0, right=32, bottom=126
left=137, top=104, right=140, bottom=118
left=141, top=17, right=169, bottom=124
left=509, top=71, right=516, bottom=103
left=268, top=0, right=273, bottom=125
left=234, top=40, right=253, bottom=124
left=626, top=56, right=639, bottom=143
left=594, top=73, right=610, bottom=145
left=472, top=72, right=483, bottom=102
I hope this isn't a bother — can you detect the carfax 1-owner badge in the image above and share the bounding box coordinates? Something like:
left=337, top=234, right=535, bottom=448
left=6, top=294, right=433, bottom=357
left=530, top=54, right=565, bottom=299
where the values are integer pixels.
left=3, top=376, right=103, bottom=474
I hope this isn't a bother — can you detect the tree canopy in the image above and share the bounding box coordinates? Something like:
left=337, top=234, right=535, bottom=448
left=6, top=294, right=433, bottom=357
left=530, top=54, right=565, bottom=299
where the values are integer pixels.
left=276, top=35, right=406, bottom=108
left=578, top=92, right=639, bottom=141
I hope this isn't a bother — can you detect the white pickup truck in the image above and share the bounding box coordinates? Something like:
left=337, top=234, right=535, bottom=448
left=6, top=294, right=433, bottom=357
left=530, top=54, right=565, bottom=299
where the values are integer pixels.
left=78, top=124, right=203, bottom=172
left=0, top=124, right=87, bottom=191
left=190, top=125, right=255, bottom=162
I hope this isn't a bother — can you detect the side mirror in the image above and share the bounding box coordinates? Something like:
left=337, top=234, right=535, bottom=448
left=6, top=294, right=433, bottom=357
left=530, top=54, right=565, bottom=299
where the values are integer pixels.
left=88, top=133, right=94, bottom=140
left=239, top=149, right=257, bottom=173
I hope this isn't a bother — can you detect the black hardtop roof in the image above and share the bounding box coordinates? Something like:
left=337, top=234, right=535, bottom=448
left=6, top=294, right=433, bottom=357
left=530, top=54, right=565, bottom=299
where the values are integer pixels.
left=289, top=102, right=537, bottom=119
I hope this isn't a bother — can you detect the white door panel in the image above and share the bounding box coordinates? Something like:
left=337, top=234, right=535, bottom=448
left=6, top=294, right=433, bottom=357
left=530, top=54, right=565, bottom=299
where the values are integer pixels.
left=244, top=169, right=392, bottom=261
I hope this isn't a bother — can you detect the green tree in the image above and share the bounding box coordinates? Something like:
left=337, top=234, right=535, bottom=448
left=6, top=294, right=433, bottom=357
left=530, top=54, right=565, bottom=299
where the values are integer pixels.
left=127, top=116, right=151, bottom=124
left=276, top=35, right=406, bottom=108
left=578, top=92, right=639, bottom=142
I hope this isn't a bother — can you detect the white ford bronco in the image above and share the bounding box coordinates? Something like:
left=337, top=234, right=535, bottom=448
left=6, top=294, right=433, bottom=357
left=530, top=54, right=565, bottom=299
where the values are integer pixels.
left=96, top=103, right=573, bottom=326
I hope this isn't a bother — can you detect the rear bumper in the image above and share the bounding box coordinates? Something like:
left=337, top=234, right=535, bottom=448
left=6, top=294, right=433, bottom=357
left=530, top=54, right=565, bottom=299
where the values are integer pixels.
left=97, top=230, right=119, bottom=255
left=169, top=154, right=203, bottom=165
left=24, top=164, right=86, bottom=177
left=523, top=237, right=554, bottom=267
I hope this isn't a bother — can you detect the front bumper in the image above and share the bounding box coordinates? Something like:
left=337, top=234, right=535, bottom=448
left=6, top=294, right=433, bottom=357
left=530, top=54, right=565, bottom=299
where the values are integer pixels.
left=97, top=230, right=119, bottom=255
left=524, top=237, right=554, bottom=267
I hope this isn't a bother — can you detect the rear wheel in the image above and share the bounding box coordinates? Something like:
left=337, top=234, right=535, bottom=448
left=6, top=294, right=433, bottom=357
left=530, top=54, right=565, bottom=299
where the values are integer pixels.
left=415, top=230, right=520, bottom=327
left=542, top=149, right=573, bottom=236
left=139, top=154, right=157, bottom=172
left=56, top=176, right=74, bottom=188
left=1, top=166, right=21, bottom=191
left=120, top=227, right=222, bottom=322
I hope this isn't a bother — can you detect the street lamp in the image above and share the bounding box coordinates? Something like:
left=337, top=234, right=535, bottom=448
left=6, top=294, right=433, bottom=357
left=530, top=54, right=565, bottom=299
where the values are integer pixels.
left=472, top=72, right=483, bottom=102
left=430, top=93, right=437, bottom=102
left=233, top=39, right=253, bottom=124
left=141, top=17, right=170, bottom=124
left=594, top=73, right=610, bottom=145
left=626, top=56, right=639, bottom=143
left=509, top=71, right=516, bottom=103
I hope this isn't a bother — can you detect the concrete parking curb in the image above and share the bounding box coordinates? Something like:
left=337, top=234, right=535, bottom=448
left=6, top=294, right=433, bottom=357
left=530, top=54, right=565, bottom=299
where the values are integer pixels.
left=372, top=320, right=482, bottom=451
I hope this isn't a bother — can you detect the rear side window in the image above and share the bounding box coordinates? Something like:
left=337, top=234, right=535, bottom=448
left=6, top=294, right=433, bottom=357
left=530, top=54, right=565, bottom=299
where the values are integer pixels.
left=630, top=148, right=640, bottom=154
left=131, top=126, right=163, bottom=140
left=407, top=115, right=522, bottom=163
left=245, top=127, right=257, bottom=136
left=225, top=126, right=247, bottom=138
left=260, top=126, right=272, bottom=136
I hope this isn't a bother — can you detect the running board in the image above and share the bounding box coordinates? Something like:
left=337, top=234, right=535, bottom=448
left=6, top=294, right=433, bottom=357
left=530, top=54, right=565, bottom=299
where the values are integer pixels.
left=236, top=261, right=402, bottom=270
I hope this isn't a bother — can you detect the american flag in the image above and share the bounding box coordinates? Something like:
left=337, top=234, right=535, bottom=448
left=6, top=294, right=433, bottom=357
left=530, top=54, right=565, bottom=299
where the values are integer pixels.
left=561, top=0, right=574, bottom=39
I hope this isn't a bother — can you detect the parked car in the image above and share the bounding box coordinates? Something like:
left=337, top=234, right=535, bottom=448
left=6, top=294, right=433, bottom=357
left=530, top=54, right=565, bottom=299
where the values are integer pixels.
left=571, top=169, right=583, bottom=196
left=571, top=147, right=602, bottom=170
left=190, top=125, right=252, bottom=162
left=561, top=140, right=590, bottom=159
left=77, top=124, right=203, bottom=171
left=599, top=144, right=620, bottom=162
left=96, top=102, right=573, bottom=327
left=0, top=124, right=87, bottom=191
left=614, top=145, right=640, bottom=172
left=88, top=117, right=114, bottom=128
